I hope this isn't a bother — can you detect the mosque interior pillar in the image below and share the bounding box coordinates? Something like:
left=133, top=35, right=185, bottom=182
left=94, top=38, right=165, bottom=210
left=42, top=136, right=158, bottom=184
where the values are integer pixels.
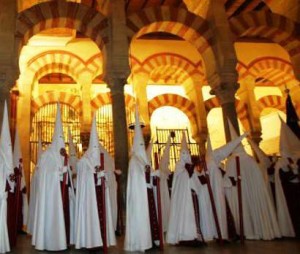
left=238, top=76, right=262, bottom=144
left=0, top=0, right=18, bottom=121
left=184, top=77, right=208, bottom=153
left=16, top=78, right=32, bottom=189
left=211, top=84, right=240, bottom=142
left=108, top=77, right=129, bottom=201
left=206, top=0, right=241, bottom=143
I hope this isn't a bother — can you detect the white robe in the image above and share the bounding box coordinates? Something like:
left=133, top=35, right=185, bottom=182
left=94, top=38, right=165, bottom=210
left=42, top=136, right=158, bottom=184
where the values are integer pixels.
left=101, top=151, right=118, bottom=231
left=31, top=150, right=69, bottom=251
left=75, top=156, right=116, bottom=249
left=153, top=170, right=170, bottom=232
left=27, top=167, right=38, bottom=235
left=0, top=163, right=13, bottom=253
left=166, top=164, right=199, bottom=244
left=124, top=154, right=152, bottom=251
left=224, top=152, right=281, bottom=240
left=206, top=159, right=228, bottom=240
left=194, top=171, right=215, bottom=241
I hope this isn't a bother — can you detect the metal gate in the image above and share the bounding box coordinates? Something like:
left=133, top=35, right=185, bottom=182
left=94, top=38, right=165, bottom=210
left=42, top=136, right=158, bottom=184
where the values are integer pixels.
left=95, top=104, right=114, bottom=155
left=30, top=103, right=81, bottom=173
left=152, top=128, right=200, bottom=171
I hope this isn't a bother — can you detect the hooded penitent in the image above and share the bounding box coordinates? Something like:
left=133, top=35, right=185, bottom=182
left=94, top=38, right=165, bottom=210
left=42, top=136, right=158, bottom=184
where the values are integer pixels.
left=167, top=133, right=201, bottom=244
left=199, top=132, right=247, bottom=241
left=13, top=127, right=28, bottom=232
left=248, top=138, right=271, bottom=185
left=125, top=106, right=152, bottom=252
left=27, top=131, right=43, bottom=235
left=158, top=135, right=171, bottom=232
left=224, top=119, right=281, bottom=240
left=31, top=103, right=69, bottom=251
left=275, top=115, right=299, bottom=237
left=0, top=101, right=14, bottom=253
left=75, top=115, right=116, bottom=249
left=248, top=139, right=295, bottom=237
left=279, top=115, right=300, bottom=161
left=98, top=133, right=118, bottom=231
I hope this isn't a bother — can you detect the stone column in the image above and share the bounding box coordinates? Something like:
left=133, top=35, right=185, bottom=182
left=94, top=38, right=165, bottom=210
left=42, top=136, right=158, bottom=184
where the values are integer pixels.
left=0, top=0, right=18, bottom=122
left=207, top=1, right=241, bottom=142
left=109, top=78, right=129, bottom=205
left=16, top=77, right=32, bottom=189
left=132, top=73, right=151, bottom=141
left=211, top=84, right=240, bottom=142
left=185, top=77, right=208, bottom=153
left=238, top=76, right=262, bottom=143
left=79, top=72, right=93, bottom=134
left=104, top=0, right=130, bottom=214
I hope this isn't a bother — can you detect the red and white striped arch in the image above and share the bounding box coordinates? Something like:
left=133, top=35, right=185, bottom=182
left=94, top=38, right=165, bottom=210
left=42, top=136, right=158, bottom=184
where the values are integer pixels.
left=138, top=53, right=204, bottom=84
left=247, top=57, right=295, bottom=86
left=148, top=94, right=198, bottom=136
left=236, top=61, right=251, bottom=80
left=31, top=91, right=82, bottom=116
left=32, top=63, right=78, bottom=84
left=16, top=0, right=108, bottom=56
left=90, top=92, right=136, bottom=115
left=27, top=50, right=103, bottom=83
left=126, top=6, right=218, bottom=79
left=257, top=95, right=285, bottom=113
left=230, top=11, right=300, bottom=75
left=91, top=92, right=112, bottom=114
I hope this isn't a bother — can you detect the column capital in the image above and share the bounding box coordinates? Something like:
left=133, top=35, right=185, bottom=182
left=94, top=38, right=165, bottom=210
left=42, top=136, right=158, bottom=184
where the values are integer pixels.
left=106, top=77, right=126, bottom=94
left=210, top=82, right=238, bottom=105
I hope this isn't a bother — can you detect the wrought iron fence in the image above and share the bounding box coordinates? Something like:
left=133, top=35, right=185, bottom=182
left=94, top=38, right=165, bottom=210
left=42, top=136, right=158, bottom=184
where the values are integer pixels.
left=151, top=128, right=200, bottom=171
left=30, top=103, right=81, bottom=174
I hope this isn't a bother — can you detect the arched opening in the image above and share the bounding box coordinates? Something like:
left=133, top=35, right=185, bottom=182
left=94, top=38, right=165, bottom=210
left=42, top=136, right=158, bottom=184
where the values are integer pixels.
left=150, top=106, right=199, bottom=171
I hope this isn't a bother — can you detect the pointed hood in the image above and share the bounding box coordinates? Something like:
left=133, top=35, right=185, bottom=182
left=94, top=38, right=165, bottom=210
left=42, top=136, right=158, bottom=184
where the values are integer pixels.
left=228, top=119, right=246, bottom=154
left=205, top=134, right=214, bottom=162
left=248, top=138, right=271, bottom=168
left=0, top=101, right=13, bottom=172
left=159, top=135, right=171, bottom=173
left=146, top=140, right=153, bottom=166
left=68, top=128, right=77, bottom=170
left=50, top=103, right=65, bottom=151
left=279, top=115, right=300, bottom=159
left=131, top=105, right=149, bottom=165
left=84, top=115, right=100, bottom=168
left=13, top=127, right=22, bottom=169
left=179, top=132, right=191, bottom=165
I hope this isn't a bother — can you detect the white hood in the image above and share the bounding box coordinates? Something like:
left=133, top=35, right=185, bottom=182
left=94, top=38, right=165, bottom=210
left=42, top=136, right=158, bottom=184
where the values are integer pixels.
left=0, top=101, right=13, bottom=172
left=131, top=106, right=149, bottom=166
left=279, top=115, right=300, bottom=160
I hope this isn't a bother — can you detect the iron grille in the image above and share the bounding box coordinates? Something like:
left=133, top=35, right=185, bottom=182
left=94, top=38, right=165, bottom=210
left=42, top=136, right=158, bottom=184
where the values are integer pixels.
left=30, top=103, right=81, bottom=174
left=95, top=104, right=114, bottom=156
left=152, top=128, right=200, bottom=171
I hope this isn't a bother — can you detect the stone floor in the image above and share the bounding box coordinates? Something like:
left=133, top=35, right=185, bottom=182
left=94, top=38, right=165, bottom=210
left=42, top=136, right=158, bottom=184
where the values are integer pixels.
left=11, top=235, right=300, bottom=254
